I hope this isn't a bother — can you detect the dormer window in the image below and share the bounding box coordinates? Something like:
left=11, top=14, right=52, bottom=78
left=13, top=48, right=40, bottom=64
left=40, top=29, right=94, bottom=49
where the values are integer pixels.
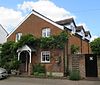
left=81, top=30, right=85, bottom=39
left=42, top=28, right=51, bottom=37
left=76, top=26, right=85, bottom=39
left=70, top=24, right=76, bottom=34
left=85, top=31, right=91, bottom=41
left=16, top=32, right=22, bottom=42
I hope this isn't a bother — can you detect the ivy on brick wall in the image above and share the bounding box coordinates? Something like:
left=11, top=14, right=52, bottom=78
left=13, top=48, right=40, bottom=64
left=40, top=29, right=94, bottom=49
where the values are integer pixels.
left=0, top=31, right=68, bottom=71
left=16, top=34, right=38, bottom=48
left=40, top=31, right=68, bottom=49
left=71, top=44, right=79, bottom=54
left=16, top=31, right=68, bottom=49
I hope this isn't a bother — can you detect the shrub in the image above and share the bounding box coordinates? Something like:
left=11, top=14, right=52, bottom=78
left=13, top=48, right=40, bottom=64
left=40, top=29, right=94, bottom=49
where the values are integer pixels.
left=32, top=63, right=46, bottom=76
left=71, top=45, right=79, bottom=54
left=69, top=70, right=80, bottom=80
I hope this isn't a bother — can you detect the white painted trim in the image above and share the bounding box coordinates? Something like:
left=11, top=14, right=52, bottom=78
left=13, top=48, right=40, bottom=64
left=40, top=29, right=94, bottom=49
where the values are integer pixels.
left=29, top=52, right=31, bottom=63
left=0, top=24, right=8, bottom=35
left=17, top=45, right=32, bottom=63
left=18, top=52, right=20, bottom=61
left=85, top=35, right=91, bottom=41
left=7, top=10, right=64, bottom=38
left=17, top=45, right=31, bottom=53
left=32, top=11, right=64, bottom=30
left=41, top=51, right=50, bottom=63
left=46, top=72, right=64, bottom=77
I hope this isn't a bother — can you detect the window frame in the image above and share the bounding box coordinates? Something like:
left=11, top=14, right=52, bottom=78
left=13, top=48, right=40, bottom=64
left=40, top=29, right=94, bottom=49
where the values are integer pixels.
left=16, top=32, right=22, bottom=42
left=41, top=51, right=50, bottom=63
left=42, top=28, right=51, bottom=37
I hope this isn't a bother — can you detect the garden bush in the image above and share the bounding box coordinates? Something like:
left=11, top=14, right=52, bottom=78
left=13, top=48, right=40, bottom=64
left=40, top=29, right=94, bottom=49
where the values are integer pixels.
left=69, top=70, right=80, bottom=80
left=32, top=63, right=46, bottom=76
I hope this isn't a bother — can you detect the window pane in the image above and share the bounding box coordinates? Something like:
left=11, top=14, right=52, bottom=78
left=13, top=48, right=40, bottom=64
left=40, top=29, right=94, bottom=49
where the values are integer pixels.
left=16, top=33, right=22, bottom=42
left=43, top=32, right=46, bottom=37
left=42, top=28, right=50, bottom=37
left=42, top=55, right=45, bottom=61
left=47, top=29, right=50, bottom=37
left=46, top=55, right=50, bottom=61
left=41, top=51, right=50, bottom=63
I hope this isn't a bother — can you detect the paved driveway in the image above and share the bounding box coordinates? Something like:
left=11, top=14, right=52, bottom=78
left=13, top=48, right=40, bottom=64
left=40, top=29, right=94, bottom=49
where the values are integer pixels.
left=0, top=77, right=100, bottom=85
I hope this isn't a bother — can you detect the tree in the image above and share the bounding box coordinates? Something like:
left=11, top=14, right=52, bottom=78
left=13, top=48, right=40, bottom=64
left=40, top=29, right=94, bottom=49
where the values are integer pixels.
left=0, top=34, right=38, bottom=72
left=0, top=41, right=20, bottom=72
left=90, top=37, right=100, bottom=54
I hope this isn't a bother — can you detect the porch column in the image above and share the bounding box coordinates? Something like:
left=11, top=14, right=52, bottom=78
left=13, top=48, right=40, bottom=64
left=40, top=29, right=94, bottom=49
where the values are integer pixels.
left=18, top=51, right=21, bottom=61
left=28, top=51, right=32, bottom=75
left=29, top=51, right=32, bottom=63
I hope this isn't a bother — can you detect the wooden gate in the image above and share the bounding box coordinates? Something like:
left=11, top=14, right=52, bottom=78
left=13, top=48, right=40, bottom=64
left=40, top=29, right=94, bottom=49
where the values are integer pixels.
left=85, top=54, right=98, bottom=77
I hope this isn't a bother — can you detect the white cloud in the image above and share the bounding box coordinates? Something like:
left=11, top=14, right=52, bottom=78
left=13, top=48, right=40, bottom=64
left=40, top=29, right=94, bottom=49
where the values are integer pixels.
left=0, top=0, right=76, bottom=33
left=0, top=7, right=24, bottom=33
left=17, top=0, right=75, bottom=21
left=90, top=35, right=98, bottom=42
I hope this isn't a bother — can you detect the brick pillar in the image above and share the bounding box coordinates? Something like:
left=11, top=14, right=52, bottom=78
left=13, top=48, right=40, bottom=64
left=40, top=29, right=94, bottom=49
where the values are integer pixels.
left=79, top=55, right=85, bottom=78
left=71, top=54, right=85, bottom=78
left=72, top=55, right=79, bottom=70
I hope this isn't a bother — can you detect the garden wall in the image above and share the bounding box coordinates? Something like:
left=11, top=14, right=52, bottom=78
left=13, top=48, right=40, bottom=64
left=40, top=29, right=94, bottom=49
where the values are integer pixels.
left=68, top=54, right=85, bottom=78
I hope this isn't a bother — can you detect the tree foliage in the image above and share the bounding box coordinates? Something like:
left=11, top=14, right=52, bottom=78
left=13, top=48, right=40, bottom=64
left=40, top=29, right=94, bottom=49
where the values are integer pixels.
left=90, top=37, right=100, bottom=54
left=0, top=41, right=20, bottom=72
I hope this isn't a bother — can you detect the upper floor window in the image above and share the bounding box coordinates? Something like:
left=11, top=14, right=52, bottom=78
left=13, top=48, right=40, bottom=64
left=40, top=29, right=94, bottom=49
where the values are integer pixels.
left=42, top=28, right=51, bottom=37
left=16, top=32, right=22, bottom=42
left=41, top=51, right=50, bottom=63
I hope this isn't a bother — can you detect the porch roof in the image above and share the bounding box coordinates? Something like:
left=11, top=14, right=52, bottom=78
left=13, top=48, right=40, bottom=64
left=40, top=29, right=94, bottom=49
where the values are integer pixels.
left=17, top=45, right=36, bottom=53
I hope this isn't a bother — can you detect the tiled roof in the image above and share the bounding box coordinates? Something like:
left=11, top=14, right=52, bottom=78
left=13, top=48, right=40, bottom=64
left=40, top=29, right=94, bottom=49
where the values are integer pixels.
left=85, top=31, right=91, bottom=37
left=56, top=18, right=74, bottom=25
left=76, top=26, right=85, bottom=32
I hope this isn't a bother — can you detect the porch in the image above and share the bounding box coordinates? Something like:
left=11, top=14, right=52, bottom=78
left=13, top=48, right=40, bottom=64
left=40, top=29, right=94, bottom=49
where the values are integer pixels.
left=17, top=45, right=36, bottom=75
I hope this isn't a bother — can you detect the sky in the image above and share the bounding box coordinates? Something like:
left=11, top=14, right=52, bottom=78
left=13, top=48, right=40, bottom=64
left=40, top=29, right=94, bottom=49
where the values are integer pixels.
left=0, top=0, right=100, bottom=41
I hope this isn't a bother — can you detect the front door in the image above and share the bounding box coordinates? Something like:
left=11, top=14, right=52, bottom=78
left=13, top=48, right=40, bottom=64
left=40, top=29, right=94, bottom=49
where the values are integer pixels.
left=85, top=54, right=98, bottom=77
left=20, top=51, right=29, bottom=74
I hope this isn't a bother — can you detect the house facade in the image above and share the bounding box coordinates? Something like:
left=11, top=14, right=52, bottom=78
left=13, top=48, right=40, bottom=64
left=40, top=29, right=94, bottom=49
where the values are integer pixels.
left=0, top=24, right=8, bottom=44
left=7, top=10, right=92, bottom=77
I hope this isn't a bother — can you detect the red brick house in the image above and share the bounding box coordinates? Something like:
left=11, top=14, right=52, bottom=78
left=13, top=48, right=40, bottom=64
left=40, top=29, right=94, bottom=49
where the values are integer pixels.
left=7, top=10, right=92, bottom=77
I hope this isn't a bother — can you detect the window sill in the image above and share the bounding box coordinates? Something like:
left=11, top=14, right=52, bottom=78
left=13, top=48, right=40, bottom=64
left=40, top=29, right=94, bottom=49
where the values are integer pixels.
left=41, top=61, right=50, bottom=64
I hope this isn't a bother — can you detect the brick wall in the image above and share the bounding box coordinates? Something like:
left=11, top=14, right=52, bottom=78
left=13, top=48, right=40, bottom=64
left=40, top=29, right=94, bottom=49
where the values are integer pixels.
left=7, top=14, right=62, bottom=41
left=31, top=49, right=64, bottom=75
left=68, top=54, right=85, bottom=78
left=82, top=40, right=89, bottom=54
left=68, top=34, right=82, bottom=54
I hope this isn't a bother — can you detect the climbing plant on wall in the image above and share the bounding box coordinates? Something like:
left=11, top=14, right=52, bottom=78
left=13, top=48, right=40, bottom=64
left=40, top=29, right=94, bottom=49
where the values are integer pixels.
left=0, top=31, right=68, bottom=72
left=71, top=44, right=79, bottom=54
left=40, top=31, right=68, bottom=49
